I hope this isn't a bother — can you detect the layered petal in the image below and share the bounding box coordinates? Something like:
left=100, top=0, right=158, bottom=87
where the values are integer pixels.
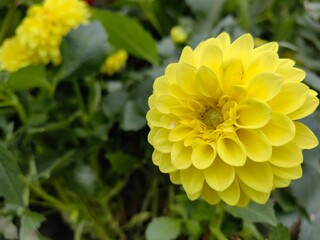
left=217, top=136, right=246, bottom=166
left=180, top=166, right=204, bottom=195
left=191, top=142, right=216, bottom=169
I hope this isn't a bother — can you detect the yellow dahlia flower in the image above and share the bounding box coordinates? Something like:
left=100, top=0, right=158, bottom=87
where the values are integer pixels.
left=100, top=49, right=128, bottom=76
left=146, top=32, right=319, bottom=207
left=0, top=0, right=90, bottom=71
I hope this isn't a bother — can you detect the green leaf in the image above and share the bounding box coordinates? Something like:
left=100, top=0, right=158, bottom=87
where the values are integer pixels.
left=120, top=100, right=146, bottom=131
left=106, top=152, right=138, bottom=174
left=145, top=216, right=181, bottom=240
left=4, top=65, right=50, bottom=91
left=224, top=201, right=277, bottom=226
left=269, top=224, right=290, bottom=240
left=53, top=21, right=107, bottom=82
left=91, top=8, right=159, bottom=65
left=299, top=219, right=320, bottom=240
left=0, top=142, right=24, bottom=206
left=102, top=89, right=129, bottom=119
left=19, top=211, right=46, bottom=240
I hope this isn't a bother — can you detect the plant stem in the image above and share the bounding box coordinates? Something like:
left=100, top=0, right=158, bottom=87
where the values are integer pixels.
left=210, top=204, right=228, bottom=240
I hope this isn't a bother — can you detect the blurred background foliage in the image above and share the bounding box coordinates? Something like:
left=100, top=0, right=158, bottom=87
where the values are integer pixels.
left=0, top=0, right=320, bottom=239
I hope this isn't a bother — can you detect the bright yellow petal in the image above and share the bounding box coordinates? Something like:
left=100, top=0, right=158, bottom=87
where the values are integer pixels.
left=179, top=46, right=194, bottom=65
left=217, top=181, right=240, bottom=206
left=235, top=99, right=271, bottom=129
left=148, top=128, right=172, bottom=153
left=269, top=142, right=303, bottom=168
left=216, top=32, right=230, bottom=50
left=186, top=190, right=202, bottom=201
left=236, top=160, right=273, bottom=192
left=192, top=142, right=216, bottom=169
left=152, top=150, right=161, bottom=165
left=253, top=42, right=278, bottom=54
left=197, top=44, right=223, bottom=73
left=169, top=124, right=193, bottom=142
left=268, top=82, right=309, bottom=114
left=164, top=63, right=178, bottom=84
left=180, top=165, right=204, bottom=195
left=153, top=76, right=170, bottom=95
left=195, top=66, right=221, bottom=98
left=293, top=122, right=318, bottom=149
left=226, top=33, right=253, bottom=64
left=288, top=91, right=319, bottom=120
left=247, top=73, right=283, bottom=101
left=171, top=141, right=192, bottom=169
left=237, top=129, right=272, bottom=162
left=204, top=156, right=235, bottom=191
left=155, top=95, right=180, bottom=114
left=201, top=182, right=221, bottom=205
left=273, top=176, right=291, bottom=188
left=237, top=192, right=251, bottom=208
left=270, top=164, right=302, bottom=180
left=158, top=153, right=176, bottom=173
left=260, top=112, right=295, bottom=146
left=176, top=63, right=197, bottom=95
left=169, top=171, right=181, bottom=184
left=220, top=58, right=245, bottom=92
left=146, top=109, right=162, bottom=128
left=276, top=67, right=305, bottom=82
left=239, top=181, right=271, bottom=204
left=217, top=136, right=246, bottom=166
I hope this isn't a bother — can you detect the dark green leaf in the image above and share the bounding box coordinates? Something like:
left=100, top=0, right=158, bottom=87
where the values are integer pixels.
left=91, top=8, right=159, bottom=65
left=0, top=142, right=24, bottom=206
left=54, top=21, right=107, bottom=82
left=224, top=201, right=277, bottom=226
left=269, top=224, right=290, bottom=240
left=4, top=65, right=50, bottom=91
left=145, top=216, right=181, bottom=240
left=120, top=100, right=146, bottom=131
left=299, top=219, right=320, bottom=240
left=106, top=152, right=138, bottom=174
left=102, top=89, right=129, bottom=119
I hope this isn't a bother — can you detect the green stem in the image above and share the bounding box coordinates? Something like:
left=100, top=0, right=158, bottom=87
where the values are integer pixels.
left=210, top=204, right=228, bottom=240
left=72, top=79, right=87, bottom=125
left=7, top=91, right=27, bottom=124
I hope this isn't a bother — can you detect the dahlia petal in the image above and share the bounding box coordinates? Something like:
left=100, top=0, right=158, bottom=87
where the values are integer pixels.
left=288, top=92, right=319, bottom=120
left=152, top=150, right=161, bottom=165
left=153, top=76, right=170, bottom=95
left=186, top=191, right=202, bottom=201
left=202, top=182, right=221, bottom=205
left=236, top=161, right=273, bottom=192
left=165, top=63, right=178, bottom=83
left=253, top=42, right=279, bottom=54
left=247, top=73, right=283, bottom=101
left=191, top=142, right=216, bottom=169
left=196, top=66, right=221, bottom=98
left=179, top=46, right=194, bottom=65
left=158, top=153, right=176, bottom=173
left=244, top=52, right=278, bottom=82
left=171, top=142, right=192, bottom=169
left=268, top=82, right=309, bottom=114
left=217, top=181, right=240, bottom=206
left=293, top=122, right=318, bottom=149
left=235, top=99, right=271, bottom=129
left=239, top=181, right=271, bottom=204
left=151, top=128, right=172, bottom=153
left=270, top=164, right=302, bottom=180
left=160, top=114, right=180, bottom=129
left=237, top=192, right=251, bottom=208
left=260, top=112, right=295, bottom=146
left=227, top=33, right=253, bottom=62
left=169, top=171, right=181, bottom=184
left=176, top=63, right=197, bottom=95
left=204, top=156, right=235, bottom=191
left=276, top=67, right=305, bottom=82
left=217, top=136, right=246, bottom=166
left=180, top=166, right=204, bottom=195
left=155, top=95, right=180, bottom=114
left=220, top=58, right=245, bottom=92
left=198, top=44, right=223, bottom=73
left=146, top=109, right=163, bottom=127
left=278, top=59, right=295, bottom=68
left=216, top=32, right=230, bottom=49
left=237, top=129, right=272, bottom=162
left=169, top=124, right=193, bottom=142
left=269, top=142, right=303, bottom=168
left=273, top=176, right=291, bottom=188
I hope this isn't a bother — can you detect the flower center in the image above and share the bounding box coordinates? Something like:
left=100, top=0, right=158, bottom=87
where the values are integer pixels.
left=202, top=107, right=223, bottom=129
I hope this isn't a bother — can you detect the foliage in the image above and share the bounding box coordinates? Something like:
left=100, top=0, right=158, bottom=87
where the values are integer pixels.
left=0, top=0, right=319, bottom=239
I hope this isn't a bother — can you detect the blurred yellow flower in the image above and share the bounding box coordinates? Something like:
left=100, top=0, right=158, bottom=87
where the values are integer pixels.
left=146, top=32, right=319, bottom=207
left=170, top=26, right=188, bottom=44
left=0, top=0, right=90, bottom=71
left=100, top=49, right=128, bottom=75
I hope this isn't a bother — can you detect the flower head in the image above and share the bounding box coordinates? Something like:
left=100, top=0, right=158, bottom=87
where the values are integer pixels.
left=146, top=32, right=319, bottom=207
left=170, top=26, right=188, bottom=44
left=0, top=0, right=90, bottom=71
left=100, top=49, right=128, bottom=76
